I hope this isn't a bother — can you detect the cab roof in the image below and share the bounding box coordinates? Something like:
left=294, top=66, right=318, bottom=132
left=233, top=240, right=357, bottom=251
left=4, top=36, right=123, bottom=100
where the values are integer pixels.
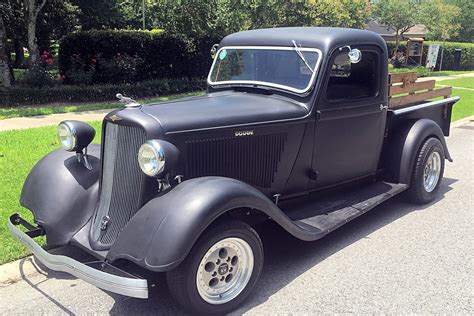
left=219, top=27, right=387, bottom=55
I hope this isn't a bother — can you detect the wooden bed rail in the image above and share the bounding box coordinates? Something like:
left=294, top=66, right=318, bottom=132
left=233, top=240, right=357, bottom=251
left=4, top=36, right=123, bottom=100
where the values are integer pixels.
left=388, top=72, right=452, bottom=109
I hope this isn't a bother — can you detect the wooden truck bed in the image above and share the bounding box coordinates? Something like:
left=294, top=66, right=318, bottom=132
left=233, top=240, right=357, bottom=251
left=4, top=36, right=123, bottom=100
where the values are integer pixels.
left=388, top=72, right=452, bottom=109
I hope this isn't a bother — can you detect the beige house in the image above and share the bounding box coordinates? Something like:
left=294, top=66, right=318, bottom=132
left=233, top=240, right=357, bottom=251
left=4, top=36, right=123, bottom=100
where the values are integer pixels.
left=365, top=21, right=428, bottom=41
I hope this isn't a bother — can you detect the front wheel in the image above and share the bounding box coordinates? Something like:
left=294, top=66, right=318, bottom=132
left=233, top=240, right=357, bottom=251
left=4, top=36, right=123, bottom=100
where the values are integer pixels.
left=407, top=137, right=445, bottom=204
left=166, top=220, right=264, bottom=314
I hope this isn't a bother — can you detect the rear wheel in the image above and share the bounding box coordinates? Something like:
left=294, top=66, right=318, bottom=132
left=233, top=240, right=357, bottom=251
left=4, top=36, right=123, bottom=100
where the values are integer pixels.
left=407, top=137, right=445, bottom=204
left=166, top=220, right=263, bottom=314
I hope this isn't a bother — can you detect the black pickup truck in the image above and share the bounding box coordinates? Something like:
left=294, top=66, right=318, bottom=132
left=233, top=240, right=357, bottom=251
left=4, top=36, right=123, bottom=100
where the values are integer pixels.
left=9, top=27, right=459, bottom=314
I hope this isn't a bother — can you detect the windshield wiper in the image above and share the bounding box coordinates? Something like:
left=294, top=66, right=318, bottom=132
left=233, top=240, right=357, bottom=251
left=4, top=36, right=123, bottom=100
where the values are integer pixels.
left=292, top=40, right=314, bottom=74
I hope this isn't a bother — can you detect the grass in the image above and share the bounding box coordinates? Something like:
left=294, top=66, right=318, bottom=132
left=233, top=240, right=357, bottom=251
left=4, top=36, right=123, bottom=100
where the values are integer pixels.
left=435, top=77, right=474, bottom=121
left=0, top=122, right=102, bottom=264
left=388, top=66, right=473, bottom=77
left=437, top=77, right=474, bottom=89
left=450, top=88, right=474, bottom=121
left=0, top=91, right=204, bottom=120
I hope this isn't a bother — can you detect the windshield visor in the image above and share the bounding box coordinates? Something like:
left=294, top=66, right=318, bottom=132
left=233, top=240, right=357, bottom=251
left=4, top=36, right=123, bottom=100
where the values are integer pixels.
left=208, top=47, right=321, bottom=93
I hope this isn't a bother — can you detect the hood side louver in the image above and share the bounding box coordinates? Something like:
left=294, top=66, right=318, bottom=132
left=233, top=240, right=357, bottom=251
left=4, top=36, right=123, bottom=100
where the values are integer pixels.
left=186, top=133, right=287, bottom=188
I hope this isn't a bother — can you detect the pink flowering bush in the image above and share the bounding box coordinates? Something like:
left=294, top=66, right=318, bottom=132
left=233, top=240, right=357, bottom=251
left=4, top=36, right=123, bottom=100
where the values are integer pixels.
left=63, top=53, right=97, bottom=85
left=20, top=51, right=57, bottom=88
left=39, top=51, right=55, bottom=67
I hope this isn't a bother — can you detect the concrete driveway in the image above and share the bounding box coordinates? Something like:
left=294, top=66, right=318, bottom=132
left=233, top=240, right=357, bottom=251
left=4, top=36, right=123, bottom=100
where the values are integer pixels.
left=1, top=122, right=473, bottom=314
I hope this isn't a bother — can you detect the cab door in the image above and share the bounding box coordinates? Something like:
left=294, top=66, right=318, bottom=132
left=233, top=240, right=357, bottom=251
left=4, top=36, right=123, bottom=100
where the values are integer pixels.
left=310, top=45, right=387, bottom=190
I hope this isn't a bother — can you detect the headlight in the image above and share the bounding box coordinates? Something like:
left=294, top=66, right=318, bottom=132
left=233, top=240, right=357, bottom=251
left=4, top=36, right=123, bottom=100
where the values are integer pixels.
left=57, top=120, right=95, bottom=152
left=138, top=140, right=165, bottom=177
left=138, top=140, right=179, bottom=177
left=58, top=122, right=76, bottom=151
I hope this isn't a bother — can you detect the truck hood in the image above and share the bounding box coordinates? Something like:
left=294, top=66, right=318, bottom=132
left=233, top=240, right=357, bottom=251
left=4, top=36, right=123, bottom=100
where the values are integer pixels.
left=140, top=91, right=308, bottom=134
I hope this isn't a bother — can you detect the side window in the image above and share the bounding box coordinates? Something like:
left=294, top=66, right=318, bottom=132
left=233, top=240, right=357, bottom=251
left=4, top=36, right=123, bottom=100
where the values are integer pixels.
left=326, top=50, right=379, bottom=101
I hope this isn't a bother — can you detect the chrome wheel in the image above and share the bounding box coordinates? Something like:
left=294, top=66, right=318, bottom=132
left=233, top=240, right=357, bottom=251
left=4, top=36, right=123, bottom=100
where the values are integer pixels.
left=423, top=151, right=441, bottom=193
left=196, top=237, right=254, bottom=305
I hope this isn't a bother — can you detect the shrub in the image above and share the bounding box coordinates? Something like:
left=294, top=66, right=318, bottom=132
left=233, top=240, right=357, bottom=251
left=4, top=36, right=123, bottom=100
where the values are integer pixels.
left=386, top=41, right=474, bottom=70
left=59, top=30, right=221, bottom=84
left=19, top=66, right=57, bottom=88
left=64, top=53, right=96, bottom=85
left=0, top=78, right=206, bottom=107
left=94, top=53, right=144, bottom=84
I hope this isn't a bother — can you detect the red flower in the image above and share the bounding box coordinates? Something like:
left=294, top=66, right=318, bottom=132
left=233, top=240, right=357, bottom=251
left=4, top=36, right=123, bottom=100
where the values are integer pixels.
left=46, top=58, right=54, bottom=65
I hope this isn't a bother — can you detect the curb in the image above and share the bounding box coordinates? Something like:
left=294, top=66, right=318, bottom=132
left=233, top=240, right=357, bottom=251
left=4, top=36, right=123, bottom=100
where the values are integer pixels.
left=451, top=115, right=474, bottom=129
left=0, top=256, right=46, bottom=285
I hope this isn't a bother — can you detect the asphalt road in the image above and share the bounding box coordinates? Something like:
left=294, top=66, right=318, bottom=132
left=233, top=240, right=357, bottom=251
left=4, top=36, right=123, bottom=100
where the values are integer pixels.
left=1, top=122, right=473, bottom=315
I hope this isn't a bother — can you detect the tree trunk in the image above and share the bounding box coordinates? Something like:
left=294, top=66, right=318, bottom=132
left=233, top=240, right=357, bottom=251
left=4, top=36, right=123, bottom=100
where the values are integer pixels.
left=13, top=39, right=25, bottom=68
left=393, top=30, right=400, bottom=59
left=24, top=0, right=47, bottom=66
left=0, top=14, right=12, bottom=87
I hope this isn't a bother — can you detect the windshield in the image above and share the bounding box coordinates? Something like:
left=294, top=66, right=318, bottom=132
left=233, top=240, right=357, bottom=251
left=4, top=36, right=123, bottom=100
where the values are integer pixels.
left=208, top=47, right=321, bottom=93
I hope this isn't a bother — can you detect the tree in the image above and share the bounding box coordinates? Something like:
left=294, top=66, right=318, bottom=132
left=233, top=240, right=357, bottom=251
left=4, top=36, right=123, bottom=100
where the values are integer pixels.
left=420, top=0, right=461, bottom=70
left=371, top=0, right=420, bottom=58
left=141, top=0, right=370, bottom=38
left=309, top=0, right=370, bottom=29
left=24, top=0, right=47, bottom=66
left=444, top=0, right=472, bottom=42
left=2, top=0, right=26, bottom=68
left=36, top=0, right=80, bottom=52
left=71, top=0, right=123, bottom=30
left=0, top=8, right=12, bottom=86
left=421, top=0, right=460, bottom=41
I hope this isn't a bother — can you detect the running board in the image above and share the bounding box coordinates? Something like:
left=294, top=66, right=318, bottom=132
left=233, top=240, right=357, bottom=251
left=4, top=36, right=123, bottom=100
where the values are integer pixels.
left=281, top=182, right=408, bottom=240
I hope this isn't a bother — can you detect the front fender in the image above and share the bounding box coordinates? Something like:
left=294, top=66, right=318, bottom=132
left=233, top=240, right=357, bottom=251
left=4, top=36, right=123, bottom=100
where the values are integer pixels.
left=20, top=145, right=101, bottom=246
left=107, top=176, right=303, bottom=271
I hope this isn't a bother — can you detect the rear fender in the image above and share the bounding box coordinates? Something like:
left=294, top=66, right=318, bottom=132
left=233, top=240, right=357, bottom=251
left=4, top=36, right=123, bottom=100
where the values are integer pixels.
left=20, top=145, right=101, bottom=246
left=385, top=118, right=452, bottom=184
left=107, top=176, right=304, bottom=271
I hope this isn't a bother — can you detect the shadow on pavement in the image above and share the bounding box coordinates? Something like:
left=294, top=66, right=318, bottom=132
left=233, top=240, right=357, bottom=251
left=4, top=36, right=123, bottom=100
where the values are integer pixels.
left=23, top=178, right=456, bottom=315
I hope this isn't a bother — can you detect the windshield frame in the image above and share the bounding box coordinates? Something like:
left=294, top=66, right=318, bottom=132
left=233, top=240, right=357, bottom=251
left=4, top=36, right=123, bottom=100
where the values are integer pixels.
left=207, top=45, right=323, bottom=95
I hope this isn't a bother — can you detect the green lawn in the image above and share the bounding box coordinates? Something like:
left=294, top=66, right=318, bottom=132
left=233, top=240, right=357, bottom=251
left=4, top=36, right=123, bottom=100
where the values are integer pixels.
left=450, top=88, right=474, bottom=121
left=389, top=67, right=474, bottom=78
left=437, top=77, right=474, bottom=89
left=0, top=91, right=204, bottom=120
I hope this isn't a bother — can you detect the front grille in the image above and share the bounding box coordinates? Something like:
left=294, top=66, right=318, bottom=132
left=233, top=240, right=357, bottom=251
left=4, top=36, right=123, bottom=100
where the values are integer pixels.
left=186, top=133, right=287, bottom=188
left=93, top=123, right=146, bottom=245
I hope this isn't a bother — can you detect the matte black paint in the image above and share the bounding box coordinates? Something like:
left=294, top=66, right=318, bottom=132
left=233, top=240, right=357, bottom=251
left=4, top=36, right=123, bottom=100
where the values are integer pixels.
left=20, top=145, right=101, bottom=246
left=15, top=27, right=458, bottom=274
left=140, top=91, right=308, bottom=134
left=107, top=177, right=318, bottom=271
left=383, top=118, right=452, bottom=185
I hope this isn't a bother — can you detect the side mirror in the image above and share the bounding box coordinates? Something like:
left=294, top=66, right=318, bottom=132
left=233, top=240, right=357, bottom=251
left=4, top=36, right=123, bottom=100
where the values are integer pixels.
left=348, top=48, right=362, bottom=64
left=339, top=46, right=362, bottom=64
left=210, top=44, right=219, bottom=59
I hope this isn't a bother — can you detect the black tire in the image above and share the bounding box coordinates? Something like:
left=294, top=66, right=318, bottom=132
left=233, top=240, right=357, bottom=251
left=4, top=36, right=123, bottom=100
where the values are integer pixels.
left=407, top=137, right=445, bottom=204
left=166, top=220, right=264, bottom=315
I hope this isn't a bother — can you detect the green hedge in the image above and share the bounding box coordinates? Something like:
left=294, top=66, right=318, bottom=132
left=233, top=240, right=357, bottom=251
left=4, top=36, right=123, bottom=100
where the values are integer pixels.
left=59, top=30, right=221, bottom=84
left=387, top=41, right=474, bottom=70
left=0, top=78, right=206, bottom=107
